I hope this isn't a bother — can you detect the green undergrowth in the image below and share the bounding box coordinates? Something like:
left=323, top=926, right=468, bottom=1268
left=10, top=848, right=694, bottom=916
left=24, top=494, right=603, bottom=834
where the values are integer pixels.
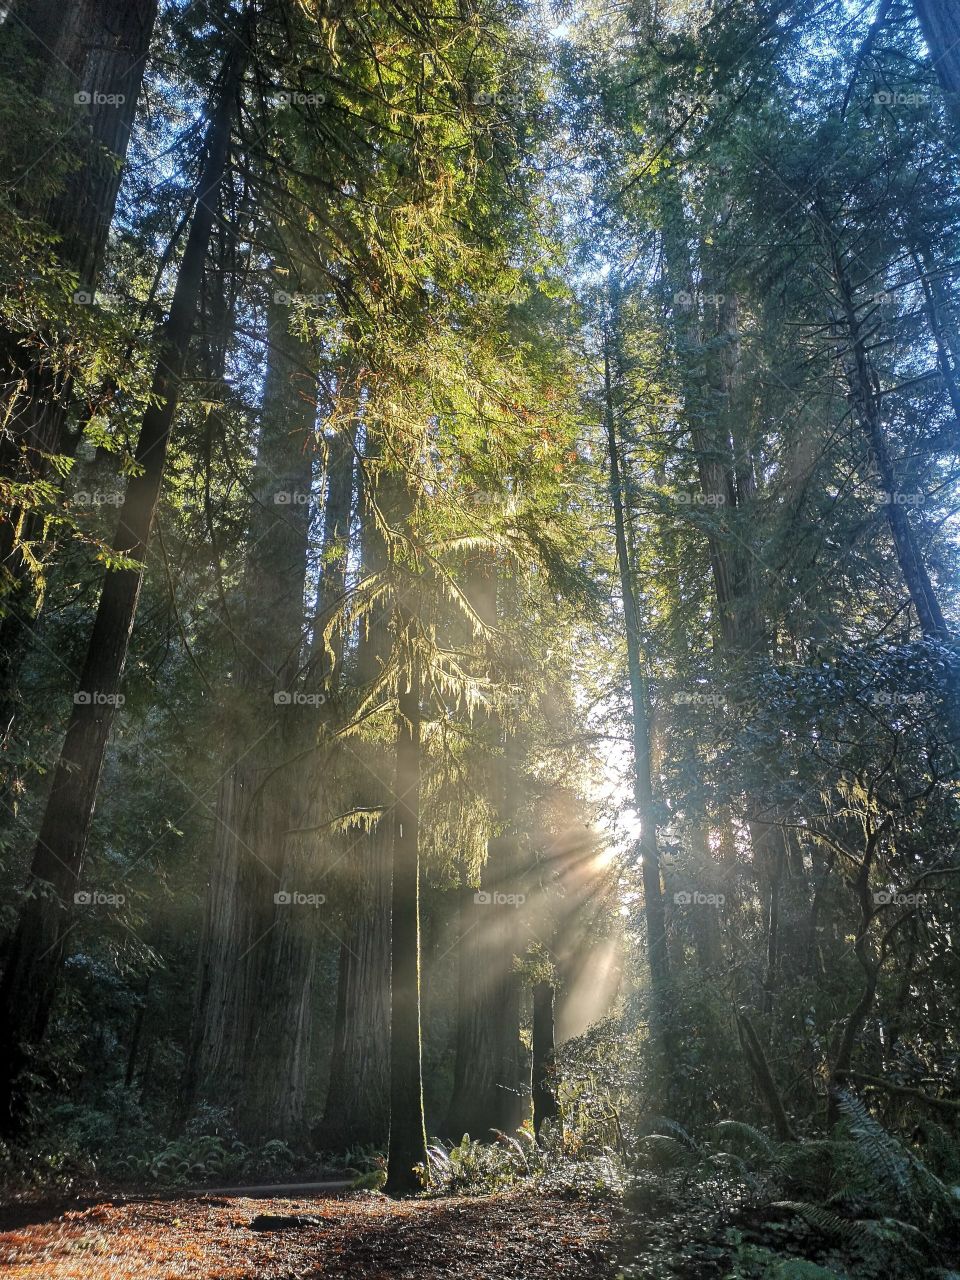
left=420, top=1120, right=626, bottom=1198
left=619, top=1095, right=960, bottom=1280
left=0, top=1101, right=333, bottom=1200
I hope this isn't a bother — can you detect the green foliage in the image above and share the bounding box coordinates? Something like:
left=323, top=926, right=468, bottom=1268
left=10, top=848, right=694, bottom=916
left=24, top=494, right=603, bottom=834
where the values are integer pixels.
left=419, top=1116, right=625, bottom=1198
left=723, top=1241, right=845, bottom=1280
left=621, top=1104, right=960, bottom=1280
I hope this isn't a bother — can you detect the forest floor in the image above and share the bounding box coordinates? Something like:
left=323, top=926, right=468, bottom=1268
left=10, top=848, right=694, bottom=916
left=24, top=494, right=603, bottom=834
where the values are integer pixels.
left=0, top=1187, right=619, bottom=1279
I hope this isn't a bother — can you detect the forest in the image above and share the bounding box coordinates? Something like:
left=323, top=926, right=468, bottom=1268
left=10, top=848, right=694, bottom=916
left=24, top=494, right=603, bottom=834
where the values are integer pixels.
left=0, top=0, right=958, bottom=1276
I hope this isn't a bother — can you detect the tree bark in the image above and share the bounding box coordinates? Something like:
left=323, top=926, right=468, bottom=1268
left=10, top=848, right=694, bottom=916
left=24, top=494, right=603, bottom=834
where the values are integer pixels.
left=315, top=427, right=393, bottom=1152
left=0, top=0, right=158, bottom=757
left=445, top=561, right=528, bottom=1141
left=826, top=233, right=948, bottom=639
left=911, top=0, right=960, bottom=136
left=317, top=823, right=392, bottom=1150
left=532, top=981, right=560, bottom=1140
left=183, top=286, right=320, bottom=1142
left=384, top=637, right=429, bottom=1194
left=0, top=31, right=244, bottom=1138
left=444, top=840, right=527, bottom=1140
left=603, top=289, right=669, bottom=991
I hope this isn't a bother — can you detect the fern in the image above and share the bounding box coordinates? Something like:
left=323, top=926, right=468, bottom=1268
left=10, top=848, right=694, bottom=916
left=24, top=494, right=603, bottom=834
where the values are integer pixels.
left=772, top=1200, right=875, bottom=1244
left=713, top=1119, right=778, bottom=1163
left=637, top=1115, right=699, bottom=1149
left=833, top=1089, right=956, bottom=1224
left=832, top=1090, right=912, bottom=1200
left=636, top=1133, right=698, bottom=1170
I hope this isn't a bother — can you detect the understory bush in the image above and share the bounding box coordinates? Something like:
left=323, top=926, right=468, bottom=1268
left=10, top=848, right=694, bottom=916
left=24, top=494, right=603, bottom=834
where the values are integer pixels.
left=0, top=1101, right=310, bottom=1198
left=621, top=1095, right=960, bottom=1280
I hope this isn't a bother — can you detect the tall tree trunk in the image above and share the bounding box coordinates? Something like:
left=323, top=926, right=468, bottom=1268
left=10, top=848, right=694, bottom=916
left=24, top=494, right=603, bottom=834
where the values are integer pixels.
left=0, top=32, right=244, bottom=1138
left=184, top=286, right=319, bottom=1141
left=316, top=426, right=393, bottom=1152
left=42, top=0, right=159, bottom=291
left=0, top=0, right=158, bottom=760
left=911, top=0, right=960, bottom=136
left=317, top=820, right=392, bottom=1150
left=445, top=561, right=527, bottom=1141
left=532, top=981, right=560, bottom=1140
left=657, top=178, right=752, bottom=652
left=444, top=838, right=527, bottom=1139
left=385, top=633, right=429, bottom=1194
left=603, top=290, right=669, bottom=992
left=825, top=233, right=948, bottom=638
left=910, top=245, right=960, bottom=440
left=123, top=972, right=152, bottom=1090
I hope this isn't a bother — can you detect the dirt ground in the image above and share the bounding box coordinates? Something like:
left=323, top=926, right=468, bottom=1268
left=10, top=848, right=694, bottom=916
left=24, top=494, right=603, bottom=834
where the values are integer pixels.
left=0, top=1188, right=619, bottom=1279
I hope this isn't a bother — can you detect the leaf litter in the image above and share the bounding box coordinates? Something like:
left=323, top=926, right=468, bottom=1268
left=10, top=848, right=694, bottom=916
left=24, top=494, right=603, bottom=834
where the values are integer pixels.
left=0, top=1188, right=617, bottom=1279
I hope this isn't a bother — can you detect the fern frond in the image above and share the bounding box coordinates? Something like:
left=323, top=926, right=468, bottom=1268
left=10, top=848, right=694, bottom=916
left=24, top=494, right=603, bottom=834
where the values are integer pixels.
left=638, top=1116, right=698, bottom=1149
left=713, top=1119, right=778, bottom=1162
left=636, top=1134, right=697, bottom=1170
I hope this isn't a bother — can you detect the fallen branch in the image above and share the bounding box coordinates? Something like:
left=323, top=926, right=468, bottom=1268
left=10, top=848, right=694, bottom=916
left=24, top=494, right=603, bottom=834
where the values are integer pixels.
left=839, top=1071, right=960, bottom=1115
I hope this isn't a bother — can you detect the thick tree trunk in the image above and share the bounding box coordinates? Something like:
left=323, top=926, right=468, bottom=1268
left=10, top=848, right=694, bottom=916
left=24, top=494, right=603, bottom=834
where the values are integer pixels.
left=183, top=287, right=319, bottom=1142
left=445, top=838, right=527, bottom=1140
left=385, top=645, right=429, bottom=1194
left=658, top=179, right=757, bottom=653
left=0, top=36, right=243, bottom=1138
left=123, top=972, right=151, bottom=1090
left=0, top=0, right=158, bottom=756
left=532, top=981, right=560, bottom=1140
left=912, top=0, right=960, bottom=135
left=42, top=0, right=159, bottom=290
left=315, top=428, right=394, bottom=1152
left=317, top=822, right=392, bottom=1150
left=445, top=560, right=528, bottom=1140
